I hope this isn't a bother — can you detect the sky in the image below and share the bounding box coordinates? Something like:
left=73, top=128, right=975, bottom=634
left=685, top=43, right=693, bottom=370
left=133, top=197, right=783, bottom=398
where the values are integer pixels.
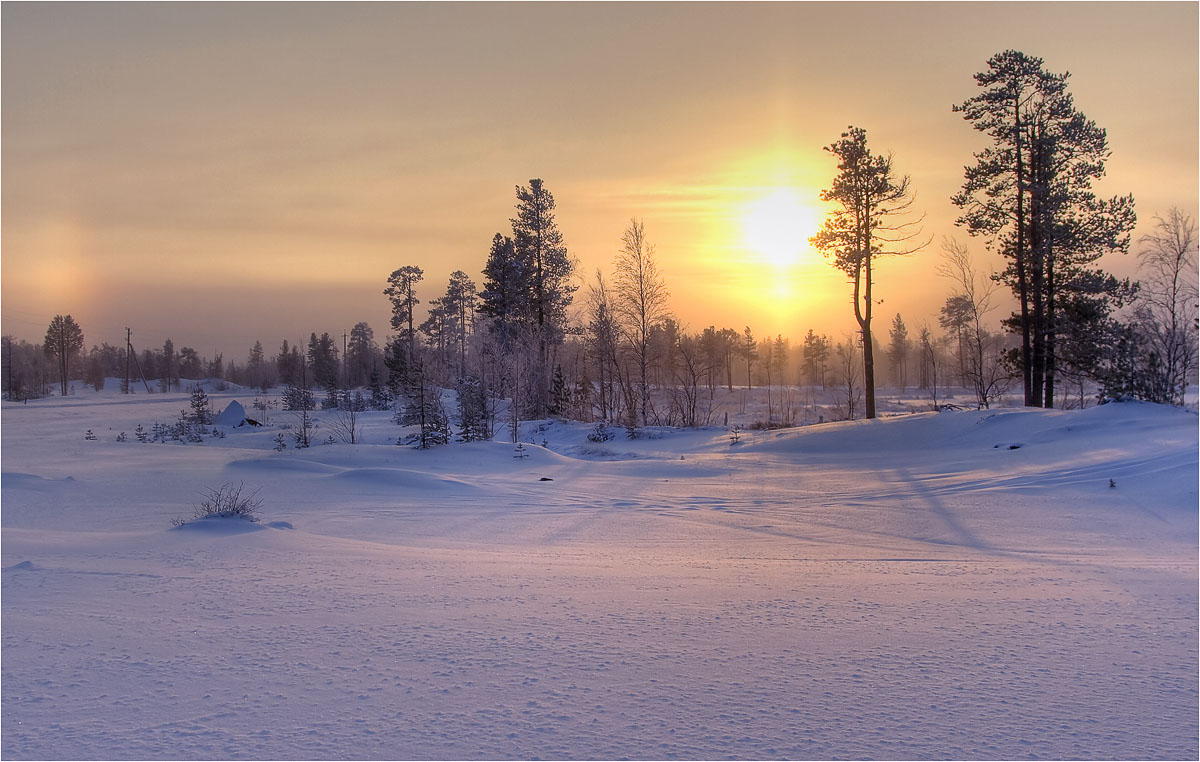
left=3, top=2, right=1197, bottom=362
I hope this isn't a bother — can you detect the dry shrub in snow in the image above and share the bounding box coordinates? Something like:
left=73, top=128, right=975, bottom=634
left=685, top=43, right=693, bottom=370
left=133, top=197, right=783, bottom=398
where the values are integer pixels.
left=174, top=482, right=263, bottom=525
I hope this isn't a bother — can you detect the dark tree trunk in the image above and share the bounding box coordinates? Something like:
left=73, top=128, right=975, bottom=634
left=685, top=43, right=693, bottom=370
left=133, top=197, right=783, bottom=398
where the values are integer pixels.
left=1013, top=90, right=1034, bottom=406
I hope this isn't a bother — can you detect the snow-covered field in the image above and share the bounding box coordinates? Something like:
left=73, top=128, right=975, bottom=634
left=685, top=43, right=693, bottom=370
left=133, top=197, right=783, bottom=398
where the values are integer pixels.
left=3, top=387, right=1197, bottom=760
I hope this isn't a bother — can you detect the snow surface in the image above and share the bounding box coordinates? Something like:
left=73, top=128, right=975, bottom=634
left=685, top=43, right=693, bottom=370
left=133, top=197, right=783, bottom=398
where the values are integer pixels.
left=2, top=387, right=1197, bottom=760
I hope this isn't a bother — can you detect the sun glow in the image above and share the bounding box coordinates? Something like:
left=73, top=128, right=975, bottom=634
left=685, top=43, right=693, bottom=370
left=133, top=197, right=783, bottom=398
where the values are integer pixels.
left=740, top=188, right=820, bottom=268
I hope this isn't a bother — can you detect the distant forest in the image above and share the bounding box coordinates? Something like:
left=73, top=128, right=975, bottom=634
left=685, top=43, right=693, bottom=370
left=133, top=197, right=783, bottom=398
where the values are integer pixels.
left=6, top=52, right=1197, bottom=438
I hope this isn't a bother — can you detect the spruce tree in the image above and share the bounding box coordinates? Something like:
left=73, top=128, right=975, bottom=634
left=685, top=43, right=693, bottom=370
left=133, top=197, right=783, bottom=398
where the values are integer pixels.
left=346, top=322, right=376, bottom=389
left=307, top=333, right=339, bottom=390
left=510, top=179, right=576, bottom=417
left=400, top=363, right=449, bottom=449
left=888, top=314, right=910, bottom=389
left=478, top=233, right=527, bottom=347
left=188, top=386, right=213, bottom=424
left=456, top=373, right=490, bottom=442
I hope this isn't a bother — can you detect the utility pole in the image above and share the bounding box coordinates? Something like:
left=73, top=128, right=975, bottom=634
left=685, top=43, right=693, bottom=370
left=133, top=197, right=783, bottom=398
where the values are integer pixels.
left=4, top=335, right=12, bottom=401
left=125, top=328, right=152, bottom=394
left=125, top=327, right=132, bottom=394
left=343, top=330, right=348, bottom=389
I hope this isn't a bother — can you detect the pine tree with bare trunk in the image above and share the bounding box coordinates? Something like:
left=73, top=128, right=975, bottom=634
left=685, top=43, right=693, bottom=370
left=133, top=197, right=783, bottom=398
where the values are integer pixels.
left=811, top=126, right=925, bottom=418
left=43, top=315, right=84, bottom=397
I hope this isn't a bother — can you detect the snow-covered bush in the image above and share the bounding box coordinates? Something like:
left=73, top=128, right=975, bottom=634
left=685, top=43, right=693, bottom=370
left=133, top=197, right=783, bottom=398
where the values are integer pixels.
left=587, top=423, right=613, bottom=443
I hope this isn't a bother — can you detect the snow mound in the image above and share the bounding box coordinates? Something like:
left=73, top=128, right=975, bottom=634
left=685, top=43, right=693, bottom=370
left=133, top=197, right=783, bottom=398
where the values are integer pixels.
left=226, top=457, right=341, bottom=475
left=741, top=402, right=1196, bottom=460
left=214, top=400, right=248, bottom=427
left=171, top=515, right=266, bottom=535
left=2, top=472, right=73, bottom=488
left=325, top=467, right=480, bottom=492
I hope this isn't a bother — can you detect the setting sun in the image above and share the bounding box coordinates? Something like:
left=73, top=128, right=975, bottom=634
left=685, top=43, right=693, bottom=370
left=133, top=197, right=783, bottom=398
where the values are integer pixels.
left=740, top=188, right=821, bottom=268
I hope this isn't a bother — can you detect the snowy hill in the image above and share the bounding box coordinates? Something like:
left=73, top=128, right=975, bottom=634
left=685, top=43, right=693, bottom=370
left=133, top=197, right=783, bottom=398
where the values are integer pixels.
left=2, top=394, right=1196, bottom=759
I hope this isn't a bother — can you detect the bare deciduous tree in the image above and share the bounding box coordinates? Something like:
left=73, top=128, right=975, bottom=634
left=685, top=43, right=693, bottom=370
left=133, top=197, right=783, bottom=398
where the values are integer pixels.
left=329, top=405, right=362, bottom=444
left=614, top=219, right=670, bottom=426
left=938, top=238, right=1012, bottom=408
left=1134, top=208, right=1198, bottom=405
left=835, top=333, right=863, bottom=420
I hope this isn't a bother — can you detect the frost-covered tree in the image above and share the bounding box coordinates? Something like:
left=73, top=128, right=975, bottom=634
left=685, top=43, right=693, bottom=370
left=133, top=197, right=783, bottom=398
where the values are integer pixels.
left=400, top=361, right=449, bottom=449
left=938, top=239, right=1013, bottom=408
left=288, top=360, right=315, bottom=448
left=307, top=332, right=339, bottom=390
left=512, top=179, right=575, bottom=348
left=443, top=271, right=477, bottom=378
left=511, top=179, right=576, bottom=417
left=346, top=322, right=377, bottom=389
left=584, top=270, right=622, bottom=423
left=188, top=386, right=213, bottom=424
left=455, top=373, right=491, bottom=442
left=811, top=126, right=924, bottom=419
left=368, top=367, right=394, bottom=410
left=382, top=336, right=410, bottom=394
left=614, top=218, right=670, bottom=426
left=282, top=383, right=315, bottom=412
left=671, top=333, right=706, bottom=427
left=321, top=386, right=342, bottom=411
left=1131, top=208, right=1198, bottom=405
left=5, top=336, right=46, bottom=400
left=419, top=298, right=451, bottom=376
left=43, top=314, right=84, bottom=397
left=549, top=364, right=570, bottom=419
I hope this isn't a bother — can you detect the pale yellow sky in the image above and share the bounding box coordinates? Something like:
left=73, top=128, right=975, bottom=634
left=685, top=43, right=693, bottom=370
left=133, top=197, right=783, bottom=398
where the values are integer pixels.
left=3, top=2, right=1197, bottom=359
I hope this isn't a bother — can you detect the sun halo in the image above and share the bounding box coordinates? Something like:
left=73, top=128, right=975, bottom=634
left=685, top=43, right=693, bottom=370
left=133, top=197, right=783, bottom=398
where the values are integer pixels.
left=740, top=188, right=821, bottom=269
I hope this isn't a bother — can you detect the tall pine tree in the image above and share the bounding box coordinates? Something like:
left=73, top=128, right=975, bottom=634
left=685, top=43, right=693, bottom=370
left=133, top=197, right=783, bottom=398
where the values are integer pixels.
left=511, top=179, right=575, bottom=417
left=953, top=50, right=1135, bottom=407
left=810, top=127, right=924, bottom=418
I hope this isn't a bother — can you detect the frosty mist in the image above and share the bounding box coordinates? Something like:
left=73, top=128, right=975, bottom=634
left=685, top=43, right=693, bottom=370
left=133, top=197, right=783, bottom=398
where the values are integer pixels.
left=3, top=22, right=1199, bottom=762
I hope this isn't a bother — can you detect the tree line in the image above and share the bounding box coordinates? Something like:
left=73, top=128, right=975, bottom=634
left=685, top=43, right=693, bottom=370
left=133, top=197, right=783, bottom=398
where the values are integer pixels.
left=5, top=50, right=1196, bottom=428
